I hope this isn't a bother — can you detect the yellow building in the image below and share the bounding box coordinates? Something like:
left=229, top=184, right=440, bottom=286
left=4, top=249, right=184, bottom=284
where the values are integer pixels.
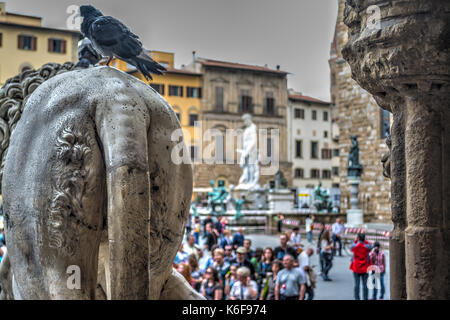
left=0, top=2, right=80, bottom=85
left=111, top=51, right=203, bottom=174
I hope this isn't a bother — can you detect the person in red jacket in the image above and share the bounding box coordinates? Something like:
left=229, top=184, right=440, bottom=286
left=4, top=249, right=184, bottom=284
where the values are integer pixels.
left=349, top=233, right=372, bottom=300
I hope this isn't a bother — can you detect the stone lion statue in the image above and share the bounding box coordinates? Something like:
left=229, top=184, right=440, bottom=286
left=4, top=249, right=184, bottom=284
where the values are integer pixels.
left=0, top=63, right=203, bottom=300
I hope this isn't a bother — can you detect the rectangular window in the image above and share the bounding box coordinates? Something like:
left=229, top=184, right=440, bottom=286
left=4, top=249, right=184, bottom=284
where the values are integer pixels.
left=264, top=92, right=275, bottom=115
left=190, top=145, right=199, bottom=161
left=321, top=148, right=332, bottom=159
left=150, top=83, right=165, bottom=95
left=215, top=87, right=224, bottom=112
left=169, top=85, right=183, bottom=97
left=18, top=35, right=37, bottom=51
left=189, top=114, right=198, bottom=126
left=322, top=170, right=331, bottom=179
left=333, top=148, right=340, bottom=157
left=324, top=131, right=328, bottom=138
left=239, top=89, right=253, bottom=113
left=294, top=168, right=304, bottom=178
left=310, top=169, right=320, bottom=178
left=267, top=137, right=272, bottom=157
left=332, top=167, right=339, bottom=176
left=187, top=87, right=202, bottom=98
left=312, top=110, right=317, bottom=120
left=323, top=111, right=328, bottom=121
left=311, top=141, right=318, bottom=159
left=295, top=140, right=302, bottom=158
left=48, top=38, right=66, bottom=53
left=380, top=109, right=390, bottom=138
left=294, top=108, right=304, bottom=119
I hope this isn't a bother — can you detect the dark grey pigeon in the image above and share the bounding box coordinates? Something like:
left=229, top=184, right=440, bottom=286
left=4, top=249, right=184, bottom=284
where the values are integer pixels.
left=79, top=5, right=166, bottom=80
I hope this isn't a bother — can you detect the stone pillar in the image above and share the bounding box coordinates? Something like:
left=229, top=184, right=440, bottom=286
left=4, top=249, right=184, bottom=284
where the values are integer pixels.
left=342, top=0, right=450, bottom=299
left=346, top=176, right=363, bottom=227
left=388, top=107, right=407, bottom=299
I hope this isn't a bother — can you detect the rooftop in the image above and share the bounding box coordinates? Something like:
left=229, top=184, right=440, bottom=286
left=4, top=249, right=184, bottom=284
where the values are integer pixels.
left=288, top=91, right=330, bottom=105
left=126, top=65, right=201, bottom=76
left=0, top=21, right=82, bottom=36
left=195, top=57, right=289, bottom=75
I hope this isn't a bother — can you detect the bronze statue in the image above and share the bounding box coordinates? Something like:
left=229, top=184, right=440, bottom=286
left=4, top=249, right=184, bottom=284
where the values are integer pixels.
left=347, top=135, right=363, bottom=177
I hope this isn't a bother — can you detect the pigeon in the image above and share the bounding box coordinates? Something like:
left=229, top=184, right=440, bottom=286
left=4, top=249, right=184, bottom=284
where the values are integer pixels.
left=79, top=5, right=166, bottom=80
left=74, top=37, right=102, bottom=69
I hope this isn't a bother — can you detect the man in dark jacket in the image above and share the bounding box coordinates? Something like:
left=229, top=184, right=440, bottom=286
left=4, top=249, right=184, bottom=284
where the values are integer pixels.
left=231, top=247, right=256, bottom=280
left=274, top=233, right=298, bottom=260
left=204, top=222, right=217, bottom=252
left=232, top=227, right=245, bottom=249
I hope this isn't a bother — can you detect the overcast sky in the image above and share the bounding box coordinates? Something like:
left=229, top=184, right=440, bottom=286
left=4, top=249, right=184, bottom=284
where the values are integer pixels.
left=5, top=0, right=338, bottom=101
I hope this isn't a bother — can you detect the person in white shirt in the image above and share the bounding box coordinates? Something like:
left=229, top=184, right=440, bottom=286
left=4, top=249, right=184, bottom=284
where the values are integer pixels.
left=298, top=247, right=315, bottom=300
left=229, top=267, right=258, bottom=300
left=289, top=227, right=302, bottom=252
left=183, top=234, right=199, bottom=260
left=331, top=218, right=345, bottom=257
left=305, top=214, right=315, bottom=243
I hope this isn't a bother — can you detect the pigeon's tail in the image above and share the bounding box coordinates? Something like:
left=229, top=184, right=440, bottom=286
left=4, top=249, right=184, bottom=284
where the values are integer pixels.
left=132, top=54, right=167, bottom=81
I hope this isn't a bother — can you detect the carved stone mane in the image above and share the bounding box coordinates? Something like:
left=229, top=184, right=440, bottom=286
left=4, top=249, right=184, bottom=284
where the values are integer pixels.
left=0, top=62, right=76, bottom=191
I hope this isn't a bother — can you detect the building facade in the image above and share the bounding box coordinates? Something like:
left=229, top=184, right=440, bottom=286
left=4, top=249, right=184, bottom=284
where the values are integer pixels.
left=329, top=0, right=391, bottom=222
left=0, top=2, right=80, bottom=85
left=287, top=90, right=333, bottom=189
left=112, top=51, right=203, bottom=157
left=185, top=57, right=292, bottom=189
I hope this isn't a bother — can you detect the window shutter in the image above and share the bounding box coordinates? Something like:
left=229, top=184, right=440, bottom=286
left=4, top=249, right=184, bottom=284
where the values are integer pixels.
left=48, top=39, right=53, bottom=52
left=18, top=35, right=23, bottom=49
left=179, top=86, right=183, bottom=97
left=32, top=36, right=37, bottom=50
left=198, top=87, right=202, bottom=98
left=62, top=40, right=66, bottom=53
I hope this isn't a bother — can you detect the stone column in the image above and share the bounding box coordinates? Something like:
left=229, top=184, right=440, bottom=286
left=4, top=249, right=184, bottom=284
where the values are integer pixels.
left=388, top=106, right=408, bottom=300
left=342, top=0, right=450, bottom=299
left=346, top=176, right=363, bottom=227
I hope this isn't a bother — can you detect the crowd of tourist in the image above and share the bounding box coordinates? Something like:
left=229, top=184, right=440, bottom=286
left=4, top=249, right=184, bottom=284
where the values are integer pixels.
left=176, top=214, right=386, bottom=300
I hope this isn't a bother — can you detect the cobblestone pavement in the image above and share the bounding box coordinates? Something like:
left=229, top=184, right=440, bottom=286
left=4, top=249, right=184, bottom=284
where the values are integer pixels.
left=246, top=233, right=390, bottom=300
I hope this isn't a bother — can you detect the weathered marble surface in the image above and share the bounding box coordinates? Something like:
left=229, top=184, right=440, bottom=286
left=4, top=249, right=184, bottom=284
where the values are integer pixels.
left=0, top=65, right=204, bottom=300
left=342, top=0, right=450, bottom=299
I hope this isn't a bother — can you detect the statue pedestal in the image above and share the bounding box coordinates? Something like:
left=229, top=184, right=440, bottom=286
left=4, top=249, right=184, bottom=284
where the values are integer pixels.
left=268, top=189, right=294, bottom=212
left=346, top=176, right=363, bottom=227
left=346, top=209, right=363, bottom=227
left=232, top=186, right=268, bottom=210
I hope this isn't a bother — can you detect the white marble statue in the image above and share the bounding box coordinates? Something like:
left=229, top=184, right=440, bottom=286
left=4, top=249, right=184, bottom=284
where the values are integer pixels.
left=237, top=114, right=259, bottom=189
